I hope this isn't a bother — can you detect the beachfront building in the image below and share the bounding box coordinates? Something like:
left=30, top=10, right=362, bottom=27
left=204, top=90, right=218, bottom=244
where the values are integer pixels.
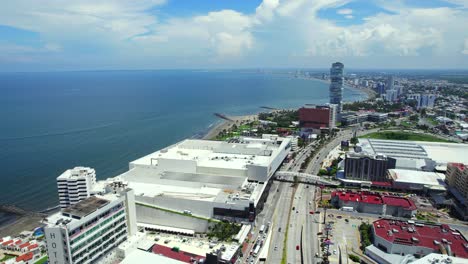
left=44, top=189, right=137, bottom=264
left=57, top=167, right=97, bottom=209
left=344, top=152, right=396, bottom=182
left=104, top=135, right=291, bottom=233
left=329, top=62, right=344, bottom=113
left=298, top=104, right=337, bottom=135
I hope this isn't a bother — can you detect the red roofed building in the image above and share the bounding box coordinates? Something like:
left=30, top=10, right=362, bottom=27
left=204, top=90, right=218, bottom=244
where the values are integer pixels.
left=152, top=244, right=204, bottom=263
left=371, top=219, right=468, bottom=259
left=331, top=191, right=417, bottom=218
left=15, top=252, right=34, bottom=263
left=299, top=104, right=337, bottom=134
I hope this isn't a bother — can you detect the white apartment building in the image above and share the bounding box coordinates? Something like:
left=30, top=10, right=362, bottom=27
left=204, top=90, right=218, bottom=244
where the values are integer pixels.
left=44, top=189, right=137, bottom=264
left=57, top=167, right=97, bottom=209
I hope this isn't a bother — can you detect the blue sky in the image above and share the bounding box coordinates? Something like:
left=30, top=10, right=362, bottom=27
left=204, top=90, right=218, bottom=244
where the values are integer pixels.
left=0, top=0, right=467, bottom=71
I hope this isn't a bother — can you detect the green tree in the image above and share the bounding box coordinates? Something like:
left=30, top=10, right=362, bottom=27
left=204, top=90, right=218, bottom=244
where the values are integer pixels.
left=350, top=137, right=359, bottom=145
left=409, top=114, right=419, bottom=122
left=349, top=254, right=360, bottom=263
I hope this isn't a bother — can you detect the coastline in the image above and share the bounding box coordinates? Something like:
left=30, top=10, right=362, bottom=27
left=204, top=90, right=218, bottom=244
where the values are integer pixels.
left=310, top=77, right=376, bottom=100
left=203, top=114, right=258, bottom=140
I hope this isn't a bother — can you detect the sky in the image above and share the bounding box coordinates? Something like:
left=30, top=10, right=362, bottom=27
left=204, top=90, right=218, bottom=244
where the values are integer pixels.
left=0, top=0, right=467, bottom=71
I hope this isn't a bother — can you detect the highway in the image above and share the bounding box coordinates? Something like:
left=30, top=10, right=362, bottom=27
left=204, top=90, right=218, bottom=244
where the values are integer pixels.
left=255, top=127, right=377, bottom=264
left=266, top=182, right=294, bottom=263
left=306, top=128, right=379, bottom=174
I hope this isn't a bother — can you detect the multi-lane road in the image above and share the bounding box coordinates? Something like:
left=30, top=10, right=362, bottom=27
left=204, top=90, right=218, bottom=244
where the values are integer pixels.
left=252, top=127, right=376, bottom=264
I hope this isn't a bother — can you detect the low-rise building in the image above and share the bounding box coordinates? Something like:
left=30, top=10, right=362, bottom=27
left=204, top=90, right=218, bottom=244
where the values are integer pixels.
left=369, top=219, right=468, bottom=260
left=331, top=191, right=417, bottom=218
left=367, top=112, right=388, bottom=123
left=387, top=169, right=447, bottom=193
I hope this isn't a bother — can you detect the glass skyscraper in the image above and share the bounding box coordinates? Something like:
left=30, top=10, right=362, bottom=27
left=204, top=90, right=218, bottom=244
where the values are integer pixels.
left=329, top=62, right=344, bottom=113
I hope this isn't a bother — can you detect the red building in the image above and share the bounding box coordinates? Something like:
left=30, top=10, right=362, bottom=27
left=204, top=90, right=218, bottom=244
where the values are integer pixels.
left=299, top=107, right=334, bottom=129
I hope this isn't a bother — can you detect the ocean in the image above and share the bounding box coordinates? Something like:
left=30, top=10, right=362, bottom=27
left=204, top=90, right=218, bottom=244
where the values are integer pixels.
left=0, top=70, right=366, bottom=211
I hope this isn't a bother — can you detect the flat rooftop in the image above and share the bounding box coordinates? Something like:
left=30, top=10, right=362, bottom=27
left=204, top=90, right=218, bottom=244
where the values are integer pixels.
left=130, top=137, right=286, bottom=170
left=332, top=191, right=416, bottom=210
left=388, top=169, right=446, bottom=187
left=116, top=167, right=261, bottom=204
left=146, top=231, right=240, bottom=262
left=57, top=166, right=94, bottom=180
left=62, top=196, right=109, bottom=219
left=373, top=219, right=468, bottom=258
left=46, top=193, right=120, bottom=226
left=358, top=139, right=468, bottom=165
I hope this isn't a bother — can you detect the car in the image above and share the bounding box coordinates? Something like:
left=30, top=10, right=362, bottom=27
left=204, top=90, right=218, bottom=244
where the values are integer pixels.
left=345, top=219, right=349, bottom=223
left=278, top=227, right=282, bottom=232
left=315, top=253, right=319, bottom=257
left=309, top=211, right=314, bottom=214
left=336, top=215, right=342, bottom=219
left=274, top=246, right=278, bottom=251
left=296, top=245, right=300, bottom=250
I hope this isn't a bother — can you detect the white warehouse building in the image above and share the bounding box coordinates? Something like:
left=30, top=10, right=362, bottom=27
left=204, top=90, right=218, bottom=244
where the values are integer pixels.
left=129, top=135, right=291, bottom=183
left=104, top=135, right=291, bottom=233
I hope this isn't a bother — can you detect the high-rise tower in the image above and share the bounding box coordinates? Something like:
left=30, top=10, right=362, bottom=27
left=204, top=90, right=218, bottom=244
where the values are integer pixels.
left=57, top=166, right=96, bottom=209
left=329, top=62, right=344, bottom=113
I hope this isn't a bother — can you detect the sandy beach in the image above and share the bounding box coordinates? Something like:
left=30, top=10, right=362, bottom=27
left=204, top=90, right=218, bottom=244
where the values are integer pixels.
left=203, top=114, right=258, bottom=140
left=311, top=77, right=376, bottom=100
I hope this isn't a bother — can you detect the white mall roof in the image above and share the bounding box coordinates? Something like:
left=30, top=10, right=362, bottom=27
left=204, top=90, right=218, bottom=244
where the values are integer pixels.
left=130, top=137, right=287, bottom=170
left=115, top=167, right=261, bottom=203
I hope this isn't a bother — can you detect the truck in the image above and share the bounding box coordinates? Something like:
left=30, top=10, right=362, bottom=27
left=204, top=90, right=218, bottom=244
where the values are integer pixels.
left=341, top=206, right=353, bottom=212
left=253, top=245, right=261, bottom=257
left=259, top=224, right=265, bottom=233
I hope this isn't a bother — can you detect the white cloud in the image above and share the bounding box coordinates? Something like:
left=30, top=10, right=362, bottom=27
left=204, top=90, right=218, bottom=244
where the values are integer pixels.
left=0, top=0, right=467, bottom=69
left=132, top=10, right=254, bottom=60
left=463, top=39, right=468, bottom=55
left=337, top=8, right=353, bottom=15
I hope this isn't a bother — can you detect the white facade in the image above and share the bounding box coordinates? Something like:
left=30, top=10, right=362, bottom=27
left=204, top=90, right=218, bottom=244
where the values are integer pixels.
left=44, top=189, right=137, bottom=264
left=129, top=136, right=291, bottom=183
left=57, top=167, right=97, bottom=209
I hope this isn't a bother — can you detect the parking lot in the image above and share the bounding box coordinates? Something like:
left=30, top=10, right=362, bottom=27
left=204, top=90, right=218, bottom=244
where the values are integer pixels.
left=321, top=211, right=378, bottom=263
